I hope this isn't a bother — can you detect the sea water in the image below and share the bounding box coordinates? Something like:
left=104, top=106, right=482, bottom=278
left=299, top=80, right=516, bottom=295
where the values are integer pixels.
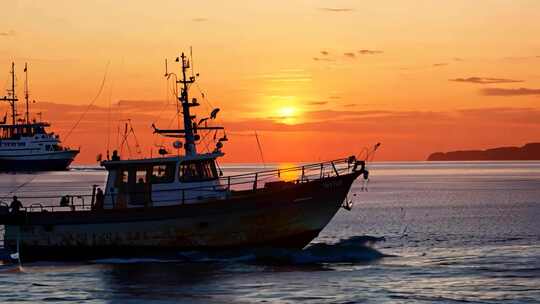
left=0, top=162, right=539, bottom=303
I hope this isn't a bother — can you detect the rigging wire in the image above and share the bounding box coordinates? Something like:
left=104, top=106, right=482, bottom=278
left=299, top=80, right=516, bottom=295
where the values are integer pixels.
left=119, top=119, right=142, bottom=158
left=254, top=131, right=266, bottom=168
left=64, top=61, right=110, bottom=142
left=195, top=83, right=213, bottom=109
left=151, top=77, right=175, bottom=148
left=106, top=72, right=114, bottom=159
left=7, top=174, right=39, bottom=196
left=106, top=57, right=124, bottom=159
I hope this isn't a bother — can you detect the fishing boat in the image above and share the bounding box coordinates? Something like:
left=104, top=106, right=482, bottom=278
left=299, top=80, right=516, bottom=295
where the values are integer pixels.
left=0, top=53, right=371, bottom=261
left=0, top=63, right=79, bottom=171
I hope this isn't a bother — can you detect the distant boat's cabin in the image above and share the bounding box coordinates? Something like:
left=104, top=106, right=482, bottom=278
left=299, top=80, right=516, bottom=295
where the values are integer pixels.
left=101, top=152, right=226, bottom=208
left=0, top=122, right=52, bottom=140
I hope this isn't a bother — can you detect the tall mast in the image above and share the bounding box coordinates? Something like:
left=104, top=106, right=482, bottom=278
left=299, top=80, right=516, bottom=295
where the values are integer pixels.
left=153, top=51, right=225, bottom=157
left=178, top=52, right=197, bottom=156
left=10, top=62, right=17, bottom=125
left=0, top=62, right=19, bottom=125
left=24, top=63, right=30, bottom=124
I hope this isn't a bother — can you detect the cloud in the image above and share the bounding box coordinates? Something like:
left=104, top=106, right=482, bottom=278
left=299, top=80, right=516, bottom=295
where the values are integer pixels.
left=313, top=57, right=335, bottom=62
left=358, top=50, right=383, bottom=55
left=304, top=109, right=393, bottom=121
left=250, top=70, right=312, bottom=83
left=19, top=101, right=540, bottom=163
left=450, top=77, right=523, bottom=84
left=455, top=107, right=540, bottom=126
left=116, top=100, right=171, bottom=111
left=453, top=57, right=464, bottom=62
left=481, top=88, right=540, bottom=96
left=319, top=8, right=354, bottom=12
left=308, top=101, right=328, bottom=106
left=433, top=63, right=448, bottom=67
left=192, top=18, right=208, bottom=22
left=343, top=103, right=357, bottom=107
left=0, top=30, right=15, bottom=37
left=502, top=56, right=539, bottom=61
left=315, top=49, right=381, bottom=63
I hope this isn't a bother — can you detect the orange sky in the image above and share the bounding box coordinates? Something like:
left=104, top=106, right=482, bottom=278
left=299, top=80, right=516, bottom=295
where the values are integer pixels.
left=1, top=1, right=540, bottom=163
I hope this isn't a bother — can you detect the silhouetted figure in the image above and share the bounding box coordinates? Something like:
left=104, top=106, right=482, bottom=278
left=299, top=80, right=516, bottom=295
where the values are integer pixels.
left=10, top=196, right=23, bottom=214
left=135, top=177, right=148, bottom=206
left=93, top=188, right=104, bottom=210
left=361, top=170, right=370, bottom=191
left=60, top=195, right=70, bottom=207
left=111, top=150, right=120, bottom=161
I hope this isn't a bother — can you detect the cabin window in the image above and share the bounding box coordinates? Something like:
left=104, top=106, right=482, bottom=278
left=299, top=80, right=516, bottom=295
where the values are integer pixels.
left=135, top=169, right=147, bottom=184
left=115, top=167, right=151, bottom=187
left=112, top=166, right=151, bottom=207
left=150, top=163, right=175, bottom=184
left=179, top=159, right=218, bottom=182
left=116, top=169, right=129, bottom=186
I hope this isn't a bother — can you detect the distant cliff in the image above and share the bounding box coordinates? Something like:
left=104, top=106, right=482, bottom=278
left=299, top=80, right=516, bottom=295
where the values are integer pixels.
left=427, top=143, right=540, bottom=161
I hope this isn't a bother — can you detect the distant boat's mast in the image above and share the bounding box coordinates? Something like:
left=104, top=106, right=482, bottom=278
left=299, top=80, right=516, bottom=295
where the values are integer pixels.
left=178, top=52, right=197, bottom=156
left=10, top=62, right=17, bottom=125
left=24, top=63, right=30, bottom=124
left=0, top=62, right=19, bottom=125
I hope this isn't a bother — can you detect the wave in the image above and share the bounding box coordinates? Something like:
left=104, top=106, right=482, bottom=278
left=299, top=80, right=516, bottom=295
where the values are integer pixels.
left=89, top=236, right=389, bottom=265
left=92, top=236, right=390, bottom=265
left=176, top=235, right=390, bottom=265
left=91, top=257, right=182, bottom=264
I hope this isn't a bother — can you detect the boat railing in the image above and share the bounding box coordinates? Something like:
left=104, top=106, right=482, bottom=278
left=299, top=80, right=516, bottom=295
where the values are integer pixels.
left=219, top=157, right=358, bottom=190
left=28, top=203, right=44, bottom=212
left=2, top=156, right=364, bottom=213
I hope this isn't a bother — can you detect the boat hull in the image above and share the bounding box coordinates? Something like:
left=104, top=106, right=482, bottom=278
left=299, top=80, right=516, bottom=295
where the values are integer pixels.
left=2, top=172, right=359, bottom=261
left=0, top=150, right=79, bottom=171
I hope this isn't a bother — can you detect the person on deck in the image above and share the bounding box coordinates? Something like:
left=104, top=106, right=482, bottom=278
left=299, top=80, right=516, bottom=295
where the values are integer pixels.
left=361, top=170, right=370, bottom=191
left=93, top=187, right=104, bottom=210
left=60, top=195, right=70, bottom=207
left=111, top=150, right=120, bottom=161
left=10, top=196, right=23, bottom=213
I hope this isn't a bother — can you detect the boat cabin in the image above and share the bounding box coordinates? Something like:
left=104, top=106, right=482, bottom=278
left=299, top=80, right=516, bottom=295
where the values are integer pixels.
left=100, top=152, right=227, bottom=208
left=0, top=122, right=51, bottom=140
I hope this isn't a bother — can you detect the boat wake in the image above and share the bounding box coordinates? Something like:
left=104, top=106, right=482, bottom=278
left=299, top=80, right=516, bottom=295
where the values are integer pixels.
left=175, top=235, right=390, bottom=265
left=1, top=235, right=389, bottom=267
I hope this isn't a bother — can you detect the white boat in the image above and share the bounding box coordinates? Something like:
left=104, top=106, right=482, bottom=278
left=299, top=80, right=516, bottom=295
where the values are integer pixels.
left=0, top=63, right=79, bottom=171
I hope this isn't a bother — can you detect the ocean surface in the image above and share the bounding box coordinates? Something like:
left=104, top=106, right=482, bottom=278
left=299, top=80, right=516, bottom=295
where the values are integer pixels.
left=0, top=161, right=539, bottom=303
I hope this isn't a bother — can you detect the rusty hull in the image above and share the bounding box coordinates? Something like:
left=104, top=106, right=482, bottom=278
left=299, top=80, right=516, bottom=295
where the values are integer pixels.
left=3, top=172, right=359, bottom=260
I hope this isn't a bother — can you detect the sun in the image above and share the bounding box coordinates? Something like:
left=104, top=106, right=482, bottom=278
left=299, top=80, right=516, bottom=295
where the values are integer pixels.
left=278, top=106, right=296, bottom=118
left=260, top=95, right=303, bottom=124
left=276, top=106, right=298, bottom=124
